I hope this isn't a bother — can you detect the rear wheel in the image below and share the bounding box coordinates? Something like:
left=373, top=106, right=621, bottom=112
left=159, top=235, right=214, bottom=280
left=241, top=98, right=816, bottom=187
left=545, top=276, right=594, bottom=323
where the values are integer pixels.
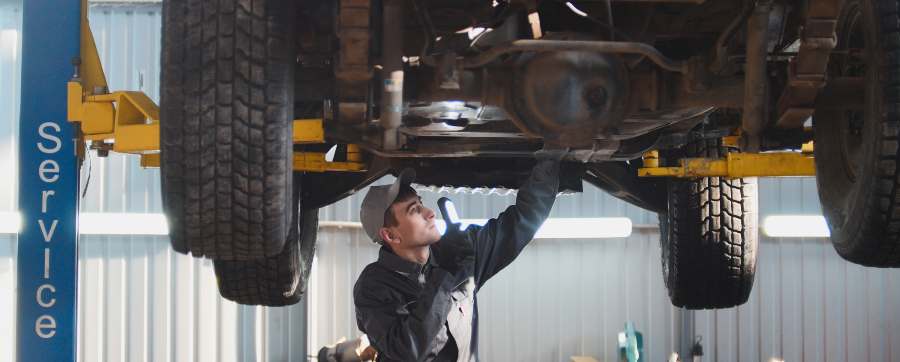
left=160, top=0, right=297, bottom=260
left=659, top=138, right=758, bottom=309
left=813, top=0, right=900, bottom=266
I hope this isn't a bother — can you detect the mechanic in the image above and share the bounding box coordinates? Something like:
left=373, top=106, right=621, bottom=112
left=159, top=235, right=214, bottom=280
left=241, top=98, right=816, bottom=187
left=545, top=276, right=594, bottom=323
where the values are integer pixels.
left=353, top=147, right=565, bottom=362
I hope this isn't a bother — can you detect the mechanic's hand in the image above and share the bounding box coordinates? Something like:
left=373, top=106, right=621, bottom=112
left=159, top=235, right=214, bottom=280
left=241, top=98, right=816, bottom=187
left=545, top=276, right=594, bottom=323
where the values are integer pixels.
left=434, top=198, right=474, bottom=273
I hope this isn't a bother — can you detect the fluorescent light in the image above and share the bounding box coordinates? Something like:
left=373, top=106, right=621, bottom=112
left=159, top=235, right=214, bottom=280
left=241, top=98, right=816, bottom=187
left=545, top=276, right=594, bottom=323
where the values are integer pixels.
left=436, top=217, right=632, bottom=239
left=536, top=217, right=632, bottom=239
left=0, top=211, right=21, bottom=233
left=78, top=212, right=169, bottom=235
left=763, top=215, right=830, bottom=238
left=0, top=212, right=169, bottom=235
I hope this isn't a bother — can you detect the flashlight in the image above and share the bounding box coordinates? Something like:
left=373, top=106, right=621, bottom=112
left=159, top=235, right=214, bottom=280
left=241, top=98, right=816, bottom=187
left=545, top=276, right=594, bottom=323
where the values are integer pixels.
left=437, top=197, right=460, bottom=225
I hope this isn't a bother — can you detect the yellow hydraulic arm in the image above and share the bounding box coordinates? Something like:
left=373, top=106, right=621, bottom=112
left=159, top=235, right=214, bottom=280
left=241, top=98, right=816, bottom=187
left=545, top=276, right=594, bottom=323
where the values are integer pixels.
left=637, top=140, right=816, bottom=178
left=67, top=0, right=365, bottom=173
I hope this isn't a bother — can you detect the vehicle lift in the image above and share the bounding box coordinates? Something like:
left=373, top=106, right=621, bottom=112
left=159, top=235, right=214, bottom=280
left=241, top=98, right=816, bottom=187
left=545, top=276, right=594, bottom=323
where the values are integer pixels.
left=16, top=0, right=814, bottom=360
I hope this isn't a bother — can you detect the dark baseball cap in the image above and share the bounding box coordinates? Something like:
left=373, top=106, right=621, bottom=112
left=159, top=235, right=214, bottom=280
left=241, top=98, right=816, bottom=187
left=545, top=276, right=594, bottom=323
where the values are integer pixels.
left=360, top=168, right=416, bottom=243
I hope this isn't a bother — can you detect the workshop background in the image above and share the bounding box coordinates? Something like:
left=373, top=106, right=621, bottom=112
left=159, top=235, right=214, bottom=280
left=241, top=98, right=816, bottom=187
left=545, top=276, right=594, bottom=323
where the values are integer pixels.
left=2, top=1, right=900, bottom=361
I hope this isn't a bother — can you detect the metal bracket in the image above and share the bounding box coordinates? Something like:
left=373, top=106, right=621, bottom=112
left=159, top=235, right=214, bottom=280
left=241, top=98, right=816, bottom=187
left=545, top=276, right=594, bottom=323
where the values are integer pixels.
left=67, top=81, right=160, bottom=157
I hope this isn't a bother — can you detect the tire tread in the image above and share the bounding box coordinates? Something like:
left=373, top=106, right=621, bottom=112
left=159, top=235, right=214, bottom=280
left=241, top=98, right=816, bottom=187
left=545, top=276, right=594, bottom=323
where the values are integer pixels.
left=161, top=0, right=295, bottom=260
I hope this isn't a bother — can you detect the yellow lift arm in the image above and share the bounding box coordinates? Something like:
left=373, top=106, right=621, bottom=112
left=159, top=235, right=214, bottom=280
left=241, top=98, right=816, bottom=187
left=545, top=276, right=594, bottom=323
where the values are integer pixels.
left=67, top=0, right=364, bottom=173
left=637, top=141, right=816, bottom=178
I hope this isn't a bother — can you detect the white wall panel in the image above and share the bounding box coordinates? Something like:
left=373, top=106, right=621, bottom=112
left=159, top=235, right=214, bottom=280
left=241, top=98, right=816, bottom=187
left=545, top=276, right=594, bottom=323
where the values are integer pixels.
left=0, top=235, right=16, bottom=362
left=0, top=0, right=21, bottom=213
left=308, top=218, right=691, bottom=361
left=694, top=237, right=900, bottom=362
left=309, top=226, right=900, bottom=362
left=311, top=178, right=900, bottom=362
left=74, top=235, right=308, bottom=362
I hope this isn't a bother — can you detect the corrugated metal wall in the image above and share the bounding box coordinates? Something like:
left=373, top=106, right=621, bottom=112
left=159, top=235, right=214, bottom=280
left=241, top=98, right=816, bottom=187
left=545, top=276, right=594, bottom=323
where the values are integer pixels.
left=1, top=1, right=900, bottom=362
left=310, top=179, right=900, bottom=362
left=311, top=178, right=692, bottom=362
left=309, top=225, right=691, bottom=362
left=76, top=234, right=308, bottom=362
left=693, top=177, right=900, bottom=362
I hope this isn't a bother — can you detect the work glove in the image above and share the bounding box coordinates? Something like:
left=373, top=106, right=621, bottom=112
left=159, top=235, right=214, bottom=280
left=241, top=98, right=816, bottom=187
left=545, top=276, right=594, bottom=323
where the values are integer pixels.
left=433, top=197, right=474, bottom=273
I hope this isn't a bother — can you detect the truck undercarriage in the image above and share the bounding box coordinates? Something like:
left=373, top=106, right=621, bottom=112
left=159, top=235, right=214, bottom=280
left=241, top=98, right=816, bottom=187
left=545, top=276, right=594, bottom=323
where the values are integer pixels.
left=69, top=0, right=900, bottom=309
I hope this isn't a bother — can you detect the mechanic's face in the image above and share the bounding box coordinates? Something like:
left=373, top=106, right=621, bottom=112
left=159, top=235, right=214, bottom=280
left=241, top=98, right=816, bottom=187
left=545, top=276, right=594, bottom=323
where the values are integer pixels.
left=382, top=195, right=441, bottom=248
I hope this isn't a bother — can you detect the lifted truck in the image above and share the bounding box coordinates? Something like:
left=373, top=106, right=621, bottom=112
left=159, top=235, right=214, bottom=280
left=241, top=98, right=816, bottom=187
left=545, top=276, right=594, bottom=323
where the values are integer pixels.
left=70, top=0, right=899, bottom=309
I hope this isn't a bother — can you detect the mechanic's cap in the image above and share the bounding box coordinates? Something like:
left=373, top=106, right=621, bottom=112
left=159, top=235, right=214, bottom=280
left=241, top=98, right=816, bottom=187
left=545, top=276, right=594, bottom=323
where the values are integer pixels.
left=360, top=168, right=417, bottom=243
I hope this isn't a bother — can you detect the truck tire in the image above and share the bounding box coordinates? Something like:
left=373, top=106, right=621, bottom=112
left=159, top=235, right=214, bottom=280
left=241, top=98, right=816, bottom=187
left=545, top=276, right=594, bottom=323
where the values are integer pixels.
left=813, top=0, right=900, bottom=266
left=659, top=138, right=759, bottom=309
left=214, top=182, right=318, bottom=306
left=161, top=0, right=296, bottom=260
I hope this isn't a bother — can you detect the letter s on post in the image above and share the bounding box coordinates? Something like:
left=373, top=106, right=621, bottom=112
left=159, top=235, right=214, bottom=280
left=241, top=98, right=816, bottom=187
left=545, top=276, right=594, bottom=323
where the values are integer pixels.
left=37, top=122, right=61, bottom=154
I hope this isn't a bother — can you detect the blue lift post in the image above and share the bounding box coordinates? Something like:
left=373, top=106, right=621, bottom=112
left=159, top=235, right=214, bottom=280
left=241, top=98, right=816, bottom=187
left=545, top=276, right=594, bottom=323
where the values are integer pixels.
left=16, top=0, right=81, bottom=360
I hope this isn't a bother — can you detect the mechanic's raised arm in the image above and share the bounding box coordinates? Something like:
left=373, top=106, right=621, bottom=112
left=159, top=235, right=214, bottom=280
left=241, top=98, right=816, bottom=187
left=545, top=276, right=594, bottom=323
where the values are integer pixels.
left=353, top=268, right=461, bottom=361
left=468, top=155, right=561, bottom=288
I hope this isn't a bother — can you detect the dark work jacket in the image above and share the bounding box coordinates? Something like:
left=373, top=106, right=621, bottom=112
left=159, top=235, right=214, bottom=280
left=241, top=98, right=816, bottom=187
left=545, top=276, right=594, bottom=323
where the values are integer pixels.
left=353, top=159, right=560, bottom=362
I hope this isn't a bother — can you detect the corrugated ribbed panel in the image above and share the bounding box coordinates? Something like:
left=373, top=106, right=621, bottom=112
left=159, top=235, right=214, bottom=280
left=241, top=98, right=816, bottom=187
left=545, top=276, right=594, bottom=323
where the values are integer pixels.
left=311, top=177, right=900, bottom=362
left=0, top=235, right=15, bottom=362
left=0, top=0, right=20, bottom=213
left=693, top=178, right=900, bottom=362
left=695, top=237, right=900, bottom=362
left=2, top=233, right=310, bottom=362
left=75, top=235, right=307, bottom=362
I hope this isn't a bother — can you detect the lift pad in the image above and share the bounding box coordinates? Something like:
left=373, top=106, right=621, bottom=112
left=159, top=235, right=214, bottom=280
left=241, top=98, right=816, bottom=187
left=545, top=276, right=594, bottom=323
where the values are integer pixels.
left=638, top=150, right=816, bottom=178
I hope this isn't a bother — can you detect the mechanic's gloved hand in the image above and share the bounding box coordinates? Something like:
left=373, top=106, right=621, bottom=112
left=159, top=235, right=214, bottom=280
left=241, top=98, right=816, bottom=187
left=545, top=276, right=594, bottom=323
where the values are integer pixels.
left=434, top=198, right=474, bottom=273
left=435, top=224, right=474, bottom=273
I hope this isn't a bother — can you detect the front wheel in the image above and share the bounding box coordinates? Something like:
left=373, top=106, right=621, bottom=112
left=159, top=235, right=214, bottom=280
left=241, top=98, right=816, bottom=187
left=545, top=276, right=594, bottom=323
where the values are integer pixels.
left=160, top=0, right=297, bottom=260
left=813, top=0, right=900, bottom=266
